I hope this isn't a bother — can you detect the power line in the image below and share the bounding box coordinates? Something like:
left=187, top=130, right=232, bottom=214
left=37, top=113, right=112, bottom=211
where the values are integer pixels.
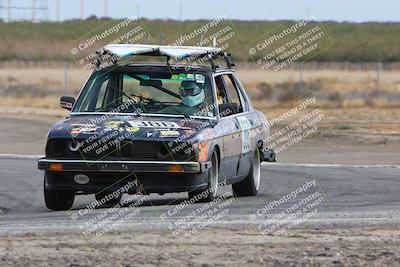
left=0, top=0, right=48, bottom=22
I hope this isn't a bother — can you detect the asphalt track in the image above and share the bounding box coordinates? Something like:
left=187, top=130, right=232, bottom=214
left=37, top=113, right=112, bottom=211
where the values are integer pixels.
left=0, top=157, right=399, bottom=236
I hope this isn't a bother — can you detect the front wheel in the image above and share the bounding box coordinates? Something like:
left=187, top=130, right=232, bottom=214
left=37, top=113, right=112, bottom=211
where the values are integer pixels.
left=189, top=150, right=219, bottom=202
left=232, top=148, right=261, bottom=196
left=44, top=173, right=75, bottom=211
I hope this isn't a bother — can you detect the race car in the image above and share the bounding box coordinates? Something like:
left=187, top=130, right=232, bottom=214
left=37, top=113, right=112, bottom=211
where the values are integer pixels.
left=38, top=44, right=275, bottom=210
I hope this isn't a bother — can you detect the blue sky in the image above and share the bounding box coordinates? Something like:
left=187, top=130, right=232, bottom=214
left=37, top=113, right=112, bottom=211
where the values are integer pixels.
left=1, top=0, right=399, bottom=22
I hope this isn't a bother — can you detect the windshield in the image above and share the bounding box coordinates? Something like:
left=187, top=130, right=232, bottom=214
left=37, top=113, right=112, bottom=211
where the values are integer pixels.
left=72, top=68, right=216, bottom=117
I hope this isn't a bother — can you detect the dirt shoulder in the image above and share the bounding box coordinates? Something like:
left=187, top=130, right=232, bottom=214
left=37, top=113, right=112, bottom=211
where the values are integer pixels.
left=0, top=227, right=399, bottom=266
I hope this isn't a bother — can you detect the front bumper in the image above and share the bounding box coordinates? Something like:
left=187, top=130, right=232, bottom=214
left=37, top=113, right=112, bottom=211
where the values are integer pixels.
left=38, top=158, right=209, bottom=173
left=38, top=158, right=211, bottom=194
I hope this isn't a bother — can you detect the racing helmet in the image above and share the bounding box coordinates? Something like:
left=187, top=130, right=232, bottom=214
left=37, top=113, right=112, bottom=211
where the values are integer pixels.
left=179, top=81, right=205, bottom=107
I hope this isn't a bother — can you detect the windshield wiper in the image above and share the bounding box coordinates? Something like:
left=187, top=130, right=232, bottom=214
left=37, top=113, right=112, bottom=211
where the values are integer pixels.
left=129, top=93, right=161, bottom=103
left=106, top=85, right=142, bottom=115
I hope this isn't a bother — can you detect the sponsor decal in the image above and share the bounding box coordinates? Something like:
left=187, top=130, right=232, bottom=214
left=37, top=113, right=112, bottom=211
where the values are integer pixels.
left=195, top=74, right=205, bottom=84
left=183, top=129, right=194, bottom=136
left=79, top=127, right=100, bottom=133
left=159, top=130, right=180, bottom=138
left=104, top=121, right=125, bottom=129
left=71, top=129, right=81, bottom=136
left=70, top=124, right=99, bottom=136
left=128, top=120, right=180, bottom=129
left=236, top=116, right=252, bottom=154
left=125, top=127, right=140, bottom=133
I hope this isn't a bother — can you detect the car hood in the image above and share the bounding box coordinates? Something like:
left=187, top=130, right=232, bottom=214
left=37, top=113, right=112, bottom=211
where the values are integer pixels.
left=48, top=114, right=215, bottom=142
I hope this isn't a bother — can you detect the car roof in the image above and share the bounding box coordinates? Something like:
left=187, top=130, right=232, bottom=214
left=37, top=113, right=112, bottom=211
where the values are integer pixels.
left=98, top=62, right=234, bottom=74
left=104, top=44, right=222, bottom=60
left=96, top=44, right=236, bottom=73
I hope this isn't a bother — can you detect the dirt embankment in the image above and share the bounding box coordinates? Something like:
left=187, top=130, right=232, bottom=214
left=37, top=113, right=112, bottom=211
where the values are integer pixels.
left=0, top=227, right=399, bottom=266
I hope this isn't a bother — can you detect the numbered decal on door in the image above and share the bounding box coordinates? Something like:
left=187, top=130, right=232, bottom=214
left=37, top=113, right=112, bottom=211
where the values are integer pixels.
left=236, top=116, right=252, bottom=154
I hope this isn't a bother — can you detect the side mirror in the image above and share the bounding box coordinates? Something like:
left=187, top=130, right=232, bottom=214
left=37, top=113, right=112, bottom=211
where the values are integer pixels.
left=60, top=96, right=75, bottom=111
left=218, top=103, right=238, bottom=117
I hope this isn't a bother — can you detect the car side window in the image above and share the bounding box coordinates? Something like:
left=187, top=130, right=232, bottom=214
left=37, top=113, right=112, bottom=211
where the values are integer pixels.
left=231, top=74, right=249, bottom=112
left=214, top=74, right=244, bottom=117
left=222, top=75, right=243, bottom=111
left=95, top=79, right=110, bottom=109
left=79, top=74, right=111, bottom=111
left=214, top=75, right=229, bottom=104
left=215, top=74, right=243, bottom=117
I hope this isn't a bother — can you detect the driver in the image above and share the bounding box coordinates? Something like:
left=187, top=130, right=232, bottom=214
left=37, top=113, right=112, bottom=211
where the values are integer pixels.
left=160, top=80, right=206, bottom=115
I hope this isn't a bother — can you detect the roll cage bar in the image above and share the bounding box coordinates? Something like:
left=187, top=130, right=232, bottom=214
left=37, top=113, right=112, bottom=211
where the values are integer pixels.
left=94, top=44, right=236, bottom=71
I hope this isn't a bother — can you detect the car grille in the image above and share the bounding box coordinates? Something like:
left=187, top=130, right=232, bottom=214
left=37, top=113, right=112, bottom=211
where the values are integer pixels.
left=46, top=139, right=195, bottom=161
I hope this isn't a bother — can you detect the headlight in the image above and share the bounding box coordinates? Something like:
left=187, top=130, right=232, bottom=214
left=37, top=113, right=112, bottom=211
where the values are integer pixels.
left=49, top=139, right=67, bottom=156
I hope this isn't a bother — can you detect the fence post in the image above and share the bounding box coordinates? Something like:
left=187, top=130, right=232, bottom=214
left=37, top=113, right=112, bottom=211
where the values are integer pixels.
left=64, top=61, right=69, bottom=94
left=376, top=62, right=382, bottom=95
left=299, top=63, right=304, bottom=92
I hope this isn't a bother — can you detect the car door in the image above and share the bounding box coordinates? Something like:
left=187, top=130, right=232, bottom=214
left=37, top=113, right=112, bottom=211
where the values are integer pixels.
left=230, top=74, right=258, bottom=177
left=214, top=73, right=244, bottom=179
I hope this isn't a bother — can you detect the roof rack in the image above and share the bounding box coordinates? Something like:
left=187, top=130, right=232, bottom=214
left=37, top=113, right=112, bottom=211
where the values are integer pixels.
left=94, top=44, right=235, bottom=70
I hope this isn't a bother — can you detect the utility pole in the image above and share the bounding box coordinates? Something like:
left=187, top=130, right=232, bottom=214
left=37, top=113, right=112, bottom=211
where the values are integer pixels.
left=104, top=0, right=108, bottom=17
left=32, top=0, right=36, bottom=22
left=80, top=0, right=84, bottom=20
left=7, top=0, right=11, bottom=22
left=56, top=0, right=60, bottom=21
left=178, top=1, right=183, bottom=21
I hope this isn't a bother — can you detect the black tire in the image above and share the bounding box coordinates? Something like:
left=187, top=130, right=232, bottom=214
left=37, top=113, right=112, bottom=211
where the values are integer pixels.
left=95, top=190, right=122, bottom=206
left=44, top=174, right=75, bottom=211
left=189, top=150, right=219, bottom=203
left=232, top=148, right=261, bottom=197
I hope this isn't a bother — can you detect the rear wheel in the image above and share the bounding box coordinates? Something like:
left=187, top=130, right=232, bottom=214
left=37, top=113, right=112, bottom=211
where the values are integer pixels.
left=232, top=148, right=261, bottom=196
left=44, top=173, right=75, bottom=211
left=189, top=150, right=219, bottom=202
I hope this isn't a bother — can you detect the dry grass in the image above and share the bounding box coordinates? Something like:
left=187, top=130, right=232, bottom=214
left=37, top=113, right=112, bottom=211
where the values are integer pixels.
left=0, top=66, right=399, bottom=109
left=0, top=96, right=60, bottom=109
